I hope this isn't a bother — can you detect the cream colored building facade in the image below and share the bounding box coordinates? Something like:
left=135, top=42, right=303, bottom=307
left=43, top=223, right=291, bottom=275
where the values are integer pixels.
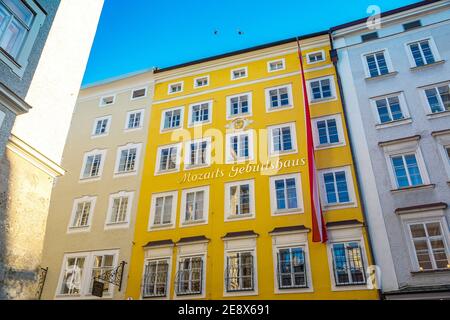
left=40, top=71, right=154, bottom=300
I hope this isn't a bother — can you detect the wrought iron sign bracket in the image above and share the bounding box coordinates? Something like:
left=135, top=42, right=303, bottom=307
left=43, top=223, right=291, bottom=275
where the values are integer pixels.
left=95, top=261, right=127, bottom=292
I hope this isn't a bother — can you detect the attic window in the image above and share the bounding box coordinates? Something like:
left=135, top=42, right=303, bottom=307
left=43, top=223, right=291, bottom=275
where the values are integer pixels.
left=132, top=88, right=147, bottom=99
left=361, top=32, right=379, bottom=43
left=403, top=20, right=422, bottom=31
left=100, top=95, right=115, bottom=106
left=169, top=82, right=183, bottom=94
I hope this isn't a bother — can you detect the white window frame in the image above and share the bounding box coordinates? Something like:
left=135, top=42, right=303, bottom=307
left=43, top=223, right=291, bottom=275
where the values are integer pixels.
left=404, top=36, right=441, bottom=68
left=130, top=87, right=147, bottom=100
left=271, top=232, right=313, bottom=294
left=155, top=143, right=182, bottom=175
left=0, top=0, right=46, bottom=77
left=124, top=109, right=144, bottom=131
left=188, top=100, right=213, bottom=127
left=265, top=84, right=294, bottom=112
left=267, top=122, right=298, bottom=156
left=184, top=137, right=211, bottom=170
left=180, top=186, right=209, bottom=226
left=306, top=50, right=326, bottom=64
left=381, top=140, right=430, bottom=190
left=0, top=110, right=5, bottom=129
left=148, top=191, right=178, bottom=230
left=55, top=250, right=119, bottom=300
left=105, top=191, right=134, bottom=229
left=168, top=81, right=184, bottom=94
left=399, top=211, right=450, bottom=273
left=160, top=106, right=184, bottom=132
left=99, top=95, right=116, bottom=107
left=226, top=92, right=252, bottom=119
left=91, top=115, right=112, bottom=138
left=67, top=196, right=96, bottom=233
left=312, top=114, right=346, bottom=150
left=267, top=58, right=286, bottom=72
left=420, top=82, right=450, bottom=117
left=193, top=75, right=210, bottom=89
left=369, top=92, right=411, bottom=128
left=434, top=133, right=450, bottom=179
left=141, top=254, right=172, bottom=300
left=225, top=130, right=255, bottom=164
left=223, top=242, right=258, bottom=297
left=224, top=179, right=256, bottom=221
left=231, top=67, right=248, bottom=80
left=307, top=75, right=337, bottom=103
left=114, top=143, right=142, bottom=177
left=319, top=166, right=357, bottom=210
left=174, top=253, right=207, bottom=298
left=79, top=149, right=107, bottom=182
left=269, top=173, right=304, bottom=216
left=361, top=49, right=394, bottom=78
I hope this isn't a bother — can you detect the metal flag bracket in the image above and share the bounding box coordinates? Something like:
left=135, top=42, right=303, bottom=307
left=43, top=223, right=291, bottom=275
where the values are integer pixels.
left=92, top=261, right=127, bottom=297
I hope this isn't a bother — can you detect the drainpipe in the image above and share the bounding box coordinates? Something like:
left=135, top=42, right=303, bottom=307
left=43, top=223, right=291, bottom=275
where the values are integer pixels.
left=328, top=32, right=383, bottom=301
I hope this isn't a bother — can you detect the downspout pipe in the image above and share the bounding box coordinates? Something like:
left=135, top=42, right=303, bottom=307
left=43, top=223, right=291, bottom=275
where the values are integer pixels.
left=328, top=32, right=384, bottom=301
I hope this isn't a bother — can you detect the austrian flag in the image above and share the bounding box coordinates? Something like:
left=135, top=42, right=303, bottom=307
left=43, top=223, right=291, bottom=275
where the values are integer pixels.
left=296, top=39, right=328, bottom=243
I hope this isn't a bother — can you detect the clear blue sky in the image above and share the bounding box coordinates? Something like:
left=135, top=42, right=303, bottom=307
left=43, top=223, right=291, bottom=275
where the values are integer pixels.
left=82, top=0, right=419, bottom=85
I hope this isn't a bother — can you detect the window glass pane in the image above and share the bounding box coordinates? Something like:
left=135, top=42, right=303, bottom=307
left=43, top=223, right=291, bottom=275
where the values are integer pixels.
left=391, top=156, right=410, bottom=188
left=327, top=119, right=339, bottom=143
left=420, top=41, right=435, bottom=64
left=376, top=99, right=391, bottom=123
left=285, top=178, right=298, bottom=209
left=0, top=18, right=26, bottom=58
left=335, top=171, right=349, bottom=203
left=404, top=154, right=423, bottom=186
left=410, top=43, right=424, bottom=66
left=324, top=173, right=337, bottom=204
left=387, top=97, right=404, bottom=121
left=438, top=85, right=450, bottom=112
left=3, top=0, right=34, bottom=26
left=366, top=55, right=379, bottom=77
left=410, top=224, right=426, bottom=238
left=425, top=88, right=444, bottom=113
left=275, top=180, right=286, bottom=210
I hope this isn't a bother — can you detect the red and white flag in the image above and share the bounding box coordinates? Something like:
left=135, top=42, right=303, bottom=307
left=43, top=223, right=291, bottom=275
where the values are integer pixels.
left=296, top=39, right=328, bottom=243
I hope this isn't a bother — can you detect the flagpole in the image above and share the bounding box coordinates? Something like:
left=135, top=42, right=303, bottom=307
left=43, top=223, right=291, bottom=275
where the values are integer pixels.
left=296, top=37, right=328, bottom=243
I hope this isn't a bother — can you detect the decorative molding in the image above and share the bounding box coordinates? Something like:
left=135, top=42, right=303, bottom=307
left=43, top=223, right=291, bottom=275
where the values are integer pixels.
left=0, top=82, right=31, bottom=115
left=395, top=202, right=447, bottom=215
left=378, top=135, right=421, bottom=147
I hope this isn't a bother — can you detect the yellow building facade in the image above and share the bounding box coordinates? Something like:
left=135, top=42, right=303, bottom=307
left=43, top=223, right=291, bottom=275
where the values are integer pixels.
left=126, top=33, right=379, bottom=300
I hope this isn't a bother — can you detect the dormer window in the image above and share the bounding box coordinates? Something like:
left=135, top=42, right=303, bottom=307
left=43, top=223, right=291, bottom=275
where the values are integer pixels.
left=307, top=51, right=325, bottom=64
left=231, top=67, right=247, bottom=80
left=100, top=95, right=115, bottom=106
left=169, top=82, right=183, bottom=94
left=131, top=88, right=147, bottom=100
left=194, top=76, right=209, bottom=88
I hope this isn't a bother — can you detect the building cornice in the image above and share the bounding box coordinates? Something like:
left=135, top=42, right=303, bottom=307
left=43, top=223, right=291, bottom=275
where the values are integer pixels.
left=6, top=134, right=65, bottom=178
left=0, top=82, right=31, bottom=115
left=378, top=135, right=421, bottom=147
left=395, top=202, right=448, bottom=215
left=431, top=129, right=450, bottom=137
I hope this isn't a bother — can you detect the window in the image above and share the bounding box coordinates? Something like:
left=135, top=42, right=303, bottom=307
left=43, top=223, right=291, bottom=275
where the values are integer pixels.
left=131, top=88, right=147, bottom=100
left=125, top=110, right=144, bottom=130
left=407, top=221, right=450, bottom=271
left=115, top=144, right=141, bottom=175
left=268, top=59, right=285, bottom=72
left=309, top=77, right=335, bottom=101
left=142, top=259, right=170, bottom=298
left=0, top=0, right=34, bottom=58
left=149, top=192, right=177, bottom=229
left=331, top=242, right=366, bottom=286
left=80, top=150, right=106, bottom=180
left=307, top=50, right=325, bottom=64
left=56, top=250, right=118, bottom=298
left=276, top=247, right=308, bottom=289
left=106, top=191, right=133, bottom=227
left=168, top=82, right=183, bottom=94
left=312, top=115, right=346, bottom=148
left=100, top=95, right=115, bottom=107
left=364, top=51, right=390, bottom=77
left=269, top=173, right=303, bottom=215
left=407, top=39, right=439, bottom=67
left=181, top=186, right=209, bottom=224
left=319, top=167, right=355, bottom=208
left=69, top=197, right=95, bottom=231
left=225, top=180, right=255, bottom=220
left=156, top=144, right=181, bottom=174
left=361, top=32, right=378, bottom=42
left=194, top=76, right=209, bottom=88
left=227, top=93, right=252, bottom=118
left=231, top=67, right=247, bottom=80
left=161, top=107, right=183, bottom=131
left=372, top=94, right=409, bottom=124
left=92, top=116, right=111, bottom=137
left=390, top=154, right=424, bottom=188
left=188, top=101, right=212, bottom=126
left=185, top=138, right=210, bottom=168
left=225, top=252, right=254, bottom=292
left=403, top=20, right=422, bottom=31
left=268, top=123, right=297, bottom=155
left=175, top=256, right=203, bottom=296
left=226, top=131, right=254, bottom=163
left=265, top=84, right=293, bottom=111
left=423, top=84, right=450, bottom=114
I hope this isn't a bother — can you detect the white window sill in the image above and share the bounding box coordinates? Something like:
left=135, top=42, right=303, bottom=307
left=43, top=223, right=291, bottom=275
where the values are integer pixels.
left=410, top=60, right=445, bottom=71
left=323, top=201, right=357, bottom=211
left=376, top=118, right=413, bottom=129
left=365, top=71, right=398, bottom=81
left=331, top=284, right=370, bottom=292
left=411, top=268, right=450, bottom=275
left=391, top=184, right=435, bottom=194
left=266, top=104, right=294, bottom=113
left=114, top=171, right=138, bottom=178
left=149, top=223, right=175, bottom=231
left=275, top=286, right=313, bottom=294
left=310, top=97, right=336, bottom=104
left=427, top=110, right=450, bottom=120
left=272, top=208, right=304, bottom=216
left=124, top=127, right=143, bottom=133
left=180, top=219, right=207, bottom=227
left=184, top=164, right=211, bottom=171
left=314, top=142, right=345, bottom=150
left=223, top=290, right=258, bottom=297
left=91, top=133, right=109, bottom=139
left=67, top=226, right=91, bottom=234
left=79, top=176, right=101, bottom=183
left=269, top=149, right=298, bottom=157
left=160, top=126, right=182, bottom=133
left=105, top=222, right=129, bottom=230
left=188, top=121, right=212, bottom=128
left=225, top=213, right=255, bottom=221
left=155, top=168, right=180, bottom=176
